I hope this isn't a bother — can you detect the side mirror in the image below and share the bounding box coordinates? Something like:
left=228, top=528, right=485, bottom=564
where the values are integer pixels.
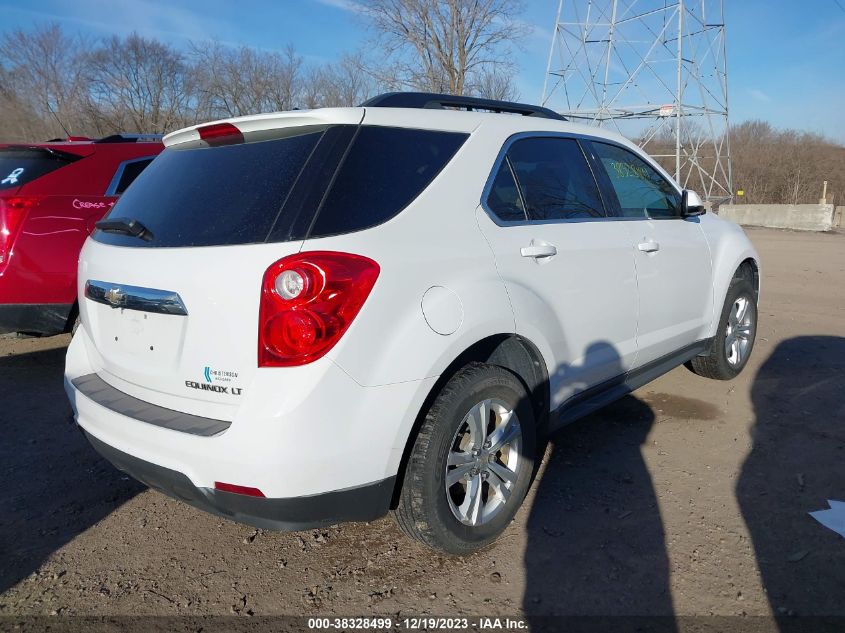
left=682, top=190, right=706, bottom=217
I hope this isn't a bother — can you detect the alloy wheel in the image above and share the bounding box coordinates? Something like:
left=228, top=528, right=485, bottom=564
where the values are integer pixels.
left=444, top=398, right=522, bottom=526
left=725, top=295, right=754, bottom=367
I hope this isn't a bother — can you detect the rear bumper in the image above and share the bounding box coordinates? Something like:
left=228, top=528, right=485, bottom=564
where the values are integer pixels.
left=0, top=303, right=73, bottom=335
left=64, top=326, right=436, bottom=530
left=84, top=431, right=395, bottom=531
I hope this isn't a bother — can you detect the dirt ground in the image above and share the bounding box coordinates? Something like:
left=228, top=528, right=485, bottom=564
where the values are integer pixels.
left=1, top=227, right=843, bottom=625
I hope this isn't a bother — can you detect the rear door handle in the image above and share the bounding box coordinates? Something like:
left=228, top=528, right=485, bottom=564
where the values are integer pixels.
left=637, top=240, right=660, bottom=253
left=521, top=244, right=557, bottom=259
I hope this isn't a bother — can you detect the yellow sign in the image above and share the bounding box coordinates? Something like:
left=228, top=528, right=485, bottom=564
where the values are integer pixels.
left=737, top=189, right=745, bottom=196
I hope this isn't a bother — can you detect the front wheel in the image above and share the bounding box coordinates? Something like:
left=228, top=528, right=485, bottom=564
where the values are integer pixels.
left=394, top=363, right=536, bottom=555
left=688, top=277, right=758, bottom=380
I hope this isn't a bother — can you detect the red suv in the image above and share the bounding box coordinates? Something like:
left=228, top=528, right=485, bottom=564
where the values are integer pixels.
left=0, top=135, right=163, bottom=336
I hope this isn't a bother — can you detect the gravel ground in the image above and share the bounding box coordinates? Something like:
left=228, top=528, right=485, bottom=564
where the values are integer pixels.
left=0, top=227, right=843, bottom=624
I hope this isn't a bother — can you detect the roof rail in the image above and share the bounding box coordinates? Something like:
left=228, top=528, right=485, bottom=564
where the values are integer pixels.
left=361, top=92, right=566, bottom=121
left=95, top=134, right=164, bottom=144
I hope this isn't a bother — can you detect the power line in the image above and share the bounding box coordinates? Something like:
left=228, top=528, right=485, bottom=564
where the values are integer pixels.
left=834, top=0, right=845, bottom=12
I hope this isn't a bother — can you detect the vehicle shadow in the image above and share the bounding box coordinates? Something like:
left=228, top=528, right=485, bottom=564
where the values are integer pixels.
left=738, top=336, right=845, bottom=621
left=0, top=342, right=142, bottom=594
left=522, top=343, right=676, bottom=629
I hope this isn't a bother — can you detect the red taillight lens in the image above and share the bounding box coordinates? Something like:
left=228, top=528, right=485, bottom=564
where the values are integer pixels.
left=197, top=122, right=244, bottom=146
left=258, top=251, right=380, bottom=367
left=0, top=197, right=40, bottom=269
left=214, top=482, right=265, bottom=497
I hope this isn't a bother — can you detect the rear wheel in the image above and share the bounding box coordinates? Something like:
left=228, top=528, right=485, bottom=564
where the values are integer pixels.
left=394, top=363, right=536, bottom=555
left=688, top=277, right=757, bottom=380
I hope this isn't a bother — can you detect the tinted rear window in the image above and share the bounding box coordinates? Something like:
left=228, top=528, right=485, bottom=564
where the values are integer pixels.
left=308, top=127, right=467, bottom=238
left=94, top=132, right=322, bottom=248
left=0, top=149, right=76, bottom=190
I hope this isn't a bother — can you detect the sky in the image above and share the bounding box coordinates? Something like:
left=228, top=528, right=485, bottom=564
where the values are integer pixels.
left=1, top=0, right=843, bottom=142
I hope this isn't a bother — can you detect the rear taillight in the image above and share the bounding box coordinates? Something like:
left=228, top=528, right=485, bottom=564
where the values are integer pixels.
left=0, top=197, right=40, bottom=269
left=258, top=251, right=380, bottom=367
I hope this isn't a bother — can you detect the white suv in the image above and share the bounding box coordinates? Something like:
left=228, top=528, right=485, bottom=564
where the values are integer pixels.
left=65, top=93, right=760, bottom=554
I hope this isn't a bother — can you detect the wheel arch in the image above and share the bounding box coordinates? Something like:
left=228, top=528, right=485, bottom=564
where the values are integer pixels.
left=736, top=257, right=760, bottom=301
left=389, top=333, right=550, bottom=508
left=705, top=220, right=761, bottom=338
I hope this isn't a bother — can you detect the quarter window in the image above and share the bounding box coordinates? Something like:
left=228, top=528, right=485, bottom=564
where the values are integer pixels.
left=308, top=127, right=467, bottom=238
left=591, top=142, right=681, bottom=218
left=112, top=158, right=154, bottom=195
left=505, top=137, right=605, bottom=221
left=486, top=159, right=527, bottom=222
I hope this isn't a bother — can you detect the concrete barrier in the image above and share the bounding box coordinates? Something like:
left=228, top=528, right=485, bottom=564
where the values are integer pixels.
left=835, top=206, right=844, bottom=229
left=719, top=204, right=836, bottom=232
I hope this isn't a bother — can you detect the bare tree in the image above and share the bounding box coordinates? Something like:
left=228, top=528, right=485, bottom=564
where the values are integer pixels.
left=471, top=67, right=519, bottom=101
left=729, top=120, right=844, bottom=206
left=303, top=55, right=378, bottom=108
left=86, top=33, right=193, bottom=134
left=191, top=42, right=303, bottom=119
left=359, top=0, right=528, bottom=95
left=643, top=119, right=845, bottom=206
left=0, top=23, right=90, bottom=138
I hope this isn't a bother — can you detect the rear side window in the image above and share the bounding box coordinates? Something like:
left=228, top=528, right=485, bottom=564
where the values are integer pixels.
left=0, top=149, right=78, bottom=190
left=591, top=142, right=681, bottom=218
left=94, top=132, right=322, bottom=248
left=308, top=127, right=467, bottom=238
left=110, top=158, right=155, bottom=195
left=506, top=137, right=605, bottom=221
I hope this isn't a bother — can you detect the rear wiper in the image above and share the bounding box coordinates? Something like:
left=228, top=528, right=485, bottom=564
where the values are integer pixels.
left=95, top=217, right=154, bottom=242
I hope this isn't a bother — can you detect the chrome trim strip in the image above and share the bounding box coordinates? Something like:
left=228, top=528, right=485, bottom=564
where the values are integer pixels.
left=85, top=280, right=188, bottom=316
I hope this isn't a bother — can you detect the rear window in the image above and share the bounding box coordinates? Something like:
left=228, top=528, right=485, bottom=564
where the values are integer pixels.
left=0, top=149, right=77, bottom=190
left=94, top=132, right=322, bottom=248
left=94, top=125, right=467, bottom=248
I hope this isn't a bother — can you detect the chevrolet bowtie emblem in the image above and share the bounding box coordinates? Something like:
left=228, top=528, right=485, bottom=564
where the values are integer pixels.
left=105, top=287, right=125, bottom=308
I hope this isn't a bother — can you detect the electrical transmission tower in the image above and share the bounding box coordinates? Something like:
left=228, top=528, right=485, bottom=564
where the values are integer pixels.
left=542, top=0, right=732, bottom=203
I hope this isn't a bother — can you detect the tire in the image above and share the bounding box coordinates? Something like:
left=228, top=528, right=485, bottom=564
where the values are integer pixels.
left=688, top=277, right=757, bottom=380
left=394, top=362, right=536, bottom=555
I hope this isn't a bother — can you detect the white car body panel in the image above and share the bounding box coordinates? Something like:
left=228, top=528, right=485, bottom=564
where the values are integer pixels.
left=476, top=207, right=639, bottom=409
left=698, top=212, right=761, bottom=337
left=624, top=217, right=714, bottom=367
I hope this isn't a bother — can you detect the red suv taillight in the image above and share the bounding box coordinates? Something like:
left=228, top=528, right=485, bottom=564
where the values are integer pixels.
left=258, top=251, right=380, bottom=367
left=0, top=197, right=40, bottom=270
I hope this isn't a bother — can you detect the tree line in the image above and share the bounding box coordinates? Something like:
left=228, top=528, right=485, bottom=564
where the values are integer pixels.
left=729, top=120, right=844, bottom=206
left=646, top=119, right=844, bottom=206
left=0, top=1, right=523, bottom=141
left=0, top=25, right=382, bottom=140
